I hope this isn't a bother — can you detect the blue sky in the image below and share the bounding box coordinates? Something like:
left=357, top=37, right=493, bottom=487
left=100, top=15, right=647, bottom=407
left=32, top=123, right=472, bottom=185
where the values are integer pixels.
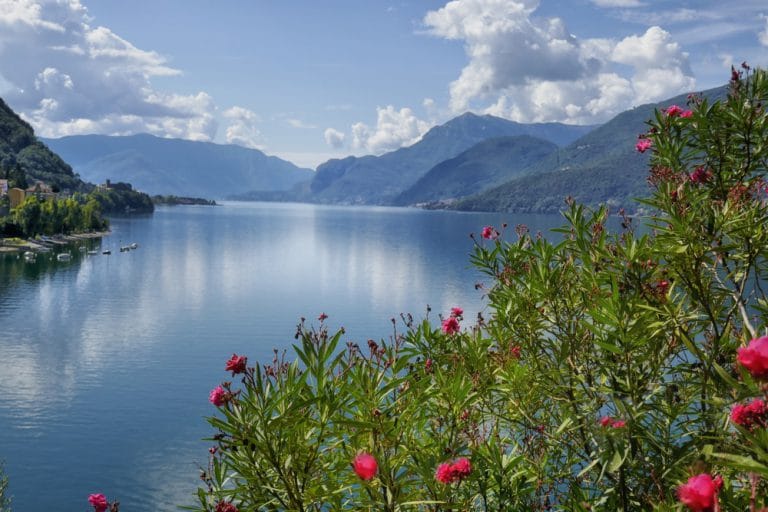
left=1, top=0, right=767, bottom=169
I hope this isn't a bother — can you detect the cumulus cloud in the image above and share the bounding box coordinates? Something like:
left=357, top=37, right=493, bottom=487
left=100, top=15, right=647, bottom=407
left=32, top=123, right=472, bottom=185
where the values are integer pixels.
left=350, top=106, right=431, bottom=154
left=222, top=106, right=263, bottom=149
left=423, top=0, right=695, bottom=123
left=0, top=0, right=217, bottom=141
left=760, top=16, right=768, bottom=46
left=286, top=118, right=316, bottom=129
left=323, top=128, right=345, bottom=149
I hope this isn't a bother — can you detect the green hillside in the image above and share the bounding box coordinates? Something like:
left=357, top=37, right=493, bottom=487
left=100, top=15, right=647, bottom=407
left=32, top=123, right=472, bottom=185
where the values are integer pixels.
left=394, top=135, right=557, bottom=206
left=453, top=84, right=729, bottom=213
left=0, top=98, right=84, bottom=192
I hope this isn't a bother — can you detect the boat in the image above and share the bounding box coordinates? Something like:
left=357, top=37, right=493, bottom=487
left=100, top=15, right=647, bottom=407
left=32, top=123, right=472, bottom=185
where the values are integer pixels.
left=130, top=242, right=139, bottom=249
left=23, top=251, right=36, bottom=262
left=56, top=253, right=71, bottom=261
left=102, top=250, right=111, bottom=255
left=120, top=246, right=130, bottom=252
left=87, top=250, right=99, bottom=255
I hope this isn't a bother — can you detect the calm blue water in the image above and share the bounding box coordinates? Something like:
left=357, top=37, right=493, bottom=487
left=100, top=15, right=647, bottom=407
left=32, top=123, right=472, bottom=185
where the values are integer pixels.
left=0, top=202, right=564, bottom=511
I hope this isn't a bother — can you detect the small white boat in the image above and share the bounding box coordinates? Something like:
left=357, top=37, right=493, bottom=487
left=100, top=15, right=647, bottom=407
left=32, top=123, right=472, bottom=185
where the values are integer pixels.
left=24, top=251, right=36, bottom=262
left=87, top=250, right=99, bottom=255
left=130, top=242, right=138, bottom=249
left=56, top=253, right=71, bottom=261
left=102, top=250, right=111, bottom=255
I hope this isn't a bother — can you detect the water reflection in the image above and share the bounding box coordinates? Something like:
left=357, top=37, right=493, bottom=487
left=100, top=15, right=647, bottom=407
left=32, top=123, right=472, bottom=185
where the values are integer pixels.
left=0, top=202, right=562, bottom=511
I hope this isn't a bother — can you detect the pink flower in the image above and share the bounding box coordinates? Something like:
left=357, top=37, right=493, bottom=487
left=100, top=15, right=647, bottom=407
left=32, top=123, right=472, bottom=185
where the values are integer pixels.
left=209, top=385, right=228, bottom=406
left=88, top=494, right=109, bottom=512
left=636, top=138, right=652, bottom=153
left=611, top=419, right=626, bottom=428
left=450, top=307, right=464, bottom=318
left=352, top=452, right=378, bottom=480
left=689, top=166, right=712, bottom=184
left=599, top=416, right=612, bottom=427
left=435, top=462, right=453, bottom=484
left=451, top=457, right=472, bottom=480
left=435, top=458, right=472, bottom=484
left=481, top=226, right=498, bottom=240
left=441, top=316, right=460, bottom=335
left=318, top=312, right=328, bottom=321
left=677, top=473, right=722, bottom=512
left=737, top=336, right=768, bottom=380
left=509, top=345, right=521, bottom=359
left=225, top=354, right=247, bottom=374
left=424, top=358, right=433, bottom=373
left=215, top=502, right=239, bottom=512
left=730, top=398, right=768, bottom=430
left=665, top=104, right=683, bottom=117
left=680, top=109, right=693, bottom=118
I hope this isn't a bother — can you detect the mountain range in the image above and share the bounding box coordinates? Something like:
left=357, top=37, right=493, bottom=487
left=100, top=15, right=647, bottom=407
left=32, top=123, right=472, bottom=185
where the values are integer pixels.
left=27, top=82, right=731, bottom=214
left=307, top=114, right=594, bottom=205
left=43, top=134, right=313, bottom=199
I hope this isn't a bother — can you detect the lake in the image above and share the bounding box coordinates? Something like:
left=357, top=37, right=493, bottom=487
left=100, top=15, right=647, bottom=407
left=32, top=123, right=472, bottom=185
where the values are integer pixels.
left=0, top=201, right=566, bottom=511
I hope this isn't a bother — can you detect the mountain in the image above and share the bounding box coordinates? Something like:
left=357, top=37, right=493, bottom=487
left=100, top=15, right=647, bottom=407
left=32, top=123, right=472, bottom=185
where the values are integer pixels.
left=453, top=85, right=729, bottom=214
left=0, top=98, right=84, bottom=192
left=308, top=113, right=595, bottom=205
left=43, top=134, right=314, bottom=199
left=393, top=135, right=558, bottom=206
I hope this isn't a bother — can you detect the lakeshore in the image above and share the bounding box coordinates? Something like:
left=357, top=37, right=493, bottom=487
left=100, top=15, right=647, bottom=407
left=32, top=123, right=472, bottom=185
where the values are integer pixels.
left=0, top=231, right=110, bottom=253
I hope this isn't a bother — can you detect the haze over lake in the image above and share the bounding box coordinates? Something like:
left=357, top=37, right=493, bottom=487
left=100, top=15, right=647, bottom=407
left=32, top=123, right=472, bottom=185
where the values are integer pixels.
left=0, top=202, right=571, bottom=511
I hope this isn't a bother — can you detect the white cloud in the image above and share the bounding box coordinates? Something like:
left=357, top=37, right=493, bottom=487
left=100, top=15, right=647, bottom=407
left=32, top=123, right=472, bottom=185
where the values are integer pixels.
left=350, top=106, right=431, bottom=154
left=591, top=0, right=643, bottom=7
left=612, top=26, right=695, bottom=103
left=0, top=0, right=217, bottom=142
left=423, top=0, right=695, bottom=123
left=222, top=106, right=263, bottom=149
left=323, top=128, right=345, bottom=149
left=286, top=118, right=316, bottom=129
left=760, top=16, right=768, bottom=46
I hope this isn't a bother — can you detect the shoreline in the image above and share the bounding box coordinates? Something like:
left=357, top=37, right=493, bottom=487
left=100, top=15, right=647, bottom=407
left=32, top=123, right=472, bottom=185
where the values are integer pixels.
left=0, top=230, right=111, bottom=253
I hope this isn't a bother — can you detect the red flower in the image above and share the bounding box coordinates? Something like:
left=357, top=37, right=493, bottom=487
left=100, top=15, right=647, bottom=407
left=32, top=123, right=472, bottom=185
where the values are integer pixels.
left=635, top=138, right=652, bottom=153
left=730, top=398, right=768, bottom=430
left=88, top=494, right=109, bottom=512
left=680, top=109, right=693, bottom=118
left=441, top=316, right=460, bottom=335
left=451, top=457, right=471, bottom=479
left=450, top=307, right=464, bottom=318
left=665, top=104, right=683, bottom=117
left=435, top=458, right=472, bottom=484
left=352, top=452, right=378, bottom=480
left=677, top=473, right=722, bottom=512
left=424, top=358, right=433, bottom=373
left=215, top=501, right=239, bottom=512
left=599, top=416, right=612, bottom=427
left=481, top=226, right=498, bottom=240
left=689, top=166, right=712, bottom=184
left=611, top=419, right=626, bottom=428
left=509, top=345, right=521, bottom=359
left=318, top=312, right=328, bottom=321
left=209, top=385, right=228, bottom=406
left=435, top=462, right=453, bottom=484
left=225, top=354, right=247, bottom=374
left=737, top=336, right=768, bottom=380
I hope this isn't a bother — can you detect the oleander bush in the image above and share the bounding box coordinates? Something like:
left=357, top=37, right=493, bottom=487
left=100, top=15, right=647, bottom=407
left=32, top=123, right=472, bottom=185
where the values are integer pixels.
left=190, top=66, right=768, bottom=511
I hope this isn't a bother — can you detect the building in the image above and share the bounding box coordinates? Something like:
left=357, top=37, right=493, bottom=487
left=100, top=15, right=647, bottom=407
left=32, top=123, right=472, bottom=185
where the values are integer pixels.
left=8, top=188, right=25, bottom=208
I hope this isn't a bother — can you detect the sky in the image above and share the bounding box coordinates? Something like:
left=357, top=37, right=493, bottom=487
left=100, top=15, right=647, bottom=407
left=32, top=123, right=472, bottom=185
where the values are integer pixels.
left=0, top=0, right=767, bottom=169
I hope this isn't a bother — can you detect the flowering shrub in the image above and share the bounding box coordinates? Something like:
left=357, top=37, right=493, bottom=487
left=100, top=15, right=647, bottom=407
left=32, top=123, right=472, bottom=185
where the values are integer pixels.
left=190, top=66, right=768, bottom=511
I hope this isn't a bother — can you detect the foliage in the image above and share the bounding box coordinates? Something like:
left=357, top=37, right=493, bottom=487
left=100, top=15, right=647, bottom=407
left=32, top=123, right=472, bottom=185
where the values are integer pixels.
left=0, top=98, right=85, bottom=193
left=7, top=194, right=107, bottom=238
left=89, top=184, right=154, bottom=215
left=191, top=68, right=768, bottom=511
left=152, top=195, right=216, bottom=206
left=0, top=462, right=11, bottom=512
